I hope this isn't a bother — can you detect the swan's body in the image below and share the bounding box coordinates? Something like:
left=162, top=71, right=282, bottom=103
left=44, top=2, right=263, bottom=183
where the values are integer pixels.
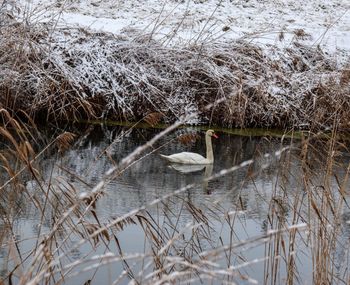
left=160, top=129, right=218, bottom=165
left=160, top=152, right=210, bottom=164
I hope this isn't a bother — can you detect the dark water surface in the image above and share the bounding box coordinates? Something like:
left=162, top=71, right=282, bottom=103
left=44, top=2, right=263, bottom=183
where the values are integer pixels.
left=1, top=125, right=350, bottom=284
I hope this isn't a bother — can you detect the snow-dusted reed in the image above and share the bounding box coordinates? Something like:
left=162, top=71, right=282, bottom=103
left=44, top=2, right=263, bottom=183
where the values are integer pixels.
left=1, top=2, right=349, bottom=129
left=0, top=110, right=349, bottom=284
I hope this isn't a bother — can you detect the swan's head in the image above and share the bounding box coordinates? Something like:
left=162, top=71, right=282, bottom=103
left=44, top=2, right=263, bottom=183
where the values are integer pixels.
left=206, top=129, right=218, bottom=139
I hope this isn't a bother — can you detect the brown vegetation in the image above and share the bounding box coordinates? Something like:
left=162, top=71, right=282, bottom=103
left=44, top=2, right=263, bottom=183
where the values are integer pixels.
left=0, top=111, right=349, bottom=284
left=0, top=5, right=349, bottom=130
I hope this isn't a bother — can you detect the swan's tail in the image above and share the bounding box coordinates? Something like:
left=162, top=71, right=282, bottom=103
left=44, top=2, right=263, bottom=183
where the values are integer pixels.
left=160, top=154, right=177, bottom=163
left=159, top=154, right=170, bottom=160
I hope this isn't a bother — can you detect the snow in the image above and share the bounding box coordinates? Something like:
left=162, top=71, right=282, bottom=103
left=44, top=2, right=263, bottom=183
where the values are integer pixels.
left=3, top=0, right=348, bottom=128
left=20, top=0, right=350, bottom=59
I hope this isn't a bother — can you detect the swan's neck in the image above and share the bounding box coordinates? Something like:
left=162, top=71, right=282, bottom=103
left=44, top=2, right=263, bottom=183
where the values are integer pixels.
left=205, top=134, right=214, bottom=163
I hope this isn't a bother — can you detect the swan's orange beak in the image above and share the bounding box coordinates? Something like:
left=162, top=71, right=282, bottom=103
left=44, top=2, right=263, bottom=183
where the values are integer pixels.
left=213, top=133, right=218, bottom=139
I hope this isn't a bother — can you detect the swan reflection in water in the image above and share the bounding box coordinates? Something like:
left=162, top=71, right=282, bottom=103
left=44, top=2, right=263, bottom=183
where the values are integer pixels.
left=167, top=163, right=214, bottom=194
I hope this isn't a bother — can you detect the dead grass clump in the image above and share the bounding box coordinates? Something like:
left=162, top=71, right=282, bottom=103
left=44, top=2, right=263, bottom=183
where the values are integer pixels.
left=177, top=132, right=200, bottom=145
left=293, top=29, right=311, bottom=40
left=143, top=112, right=164, bottom=127
left=0, top=14, right=97, bottom=121
left=56, top=131, right=77, bottom=154
left=340, top=69, right=350, bottom=86
left=300, top=80, right=350, bottom=130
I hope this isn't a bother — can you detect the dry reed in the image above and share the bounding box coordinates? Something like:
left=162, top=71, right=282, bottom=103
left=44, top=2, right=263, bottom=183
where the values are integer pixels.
left=0, top=1, right=349, bottom=130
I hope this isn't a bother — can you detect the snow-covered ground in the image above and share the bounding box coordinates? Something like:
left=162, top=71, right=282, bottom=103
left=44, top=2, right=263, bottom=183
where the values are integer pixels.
left=2, top=0, right=349, bottom=128
left=21, top=0, right=350, bottom=60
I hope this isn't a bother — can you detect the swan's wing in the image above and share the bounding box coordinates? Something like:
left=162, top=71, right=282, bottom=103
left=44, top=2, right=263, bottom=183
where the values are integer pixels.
left=160, top=152, right=207, bottom=164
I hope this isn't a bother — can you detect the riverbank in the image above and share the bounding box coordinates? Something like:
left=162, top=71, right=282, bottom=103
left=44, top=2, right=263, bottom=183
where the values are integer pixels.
left=1, top=0, right=349, bottom=130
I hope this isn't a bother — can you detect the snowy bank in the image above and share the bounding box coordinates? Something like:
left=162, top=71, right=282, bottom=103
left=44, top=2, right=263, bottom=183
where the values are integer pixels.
left=0, top=0, right=349, bottom=129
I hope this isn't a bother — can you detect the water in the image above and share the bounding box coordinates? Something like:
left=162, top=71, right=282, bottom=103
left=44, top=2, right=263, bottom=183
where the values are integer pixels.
left=0, top=125, right=349, bottom=284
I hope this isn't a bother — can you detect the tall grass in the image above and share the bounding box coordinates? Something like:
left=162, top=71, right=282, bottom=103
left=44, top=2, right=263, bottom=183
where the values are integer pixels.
left=0, top=110, right=349, bottom=284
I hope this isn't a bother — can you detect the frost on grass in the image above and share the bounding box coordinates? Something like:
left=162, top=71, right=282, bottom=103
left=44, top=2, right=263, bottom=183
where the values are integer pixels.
left=0, top=11, right=349, bottom=128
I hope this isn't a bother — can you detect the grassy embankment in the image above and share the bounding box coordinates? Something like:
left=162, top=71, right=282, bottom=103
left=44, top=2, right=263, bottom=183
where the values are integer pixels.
left=1, top=2, right=349, bottom=130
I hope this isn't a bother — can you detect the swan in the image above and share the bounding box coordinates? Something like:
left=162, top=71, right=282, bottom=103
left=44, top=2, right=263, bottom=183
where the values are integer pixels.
left=160, top=129, right=218, bottom=164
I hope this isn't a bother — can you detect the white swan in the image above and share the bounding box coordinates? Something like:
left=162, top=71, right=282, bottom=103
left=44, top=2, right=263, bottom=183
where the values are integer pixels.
left=160, top=129, right=218, bottom=164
